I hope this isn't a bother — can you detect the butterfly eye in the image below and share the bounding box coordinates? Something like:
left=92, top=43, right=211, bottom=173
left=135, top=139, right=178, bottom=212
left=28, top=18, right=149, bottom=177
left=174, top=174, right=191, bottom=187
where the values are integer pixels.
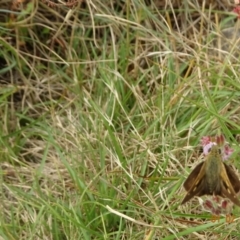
left=208, top=148, right=212, bottom=153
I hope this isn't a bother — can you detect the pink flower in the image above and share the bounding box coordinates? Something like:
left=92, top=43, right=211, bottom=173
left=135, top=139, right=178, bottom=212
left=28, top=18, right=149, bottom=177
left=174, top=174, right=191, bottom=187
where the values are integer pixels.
left=233, top=6, right=240, bottom=19
left=201, top=134, right=234, bottom=160
left=221, top=200, right=228, bottom=209
left=223, top=145, right=234, bottom=160
left=203, top=199, right=213, bottom=209
left=200, top=197, right=233, bottom=216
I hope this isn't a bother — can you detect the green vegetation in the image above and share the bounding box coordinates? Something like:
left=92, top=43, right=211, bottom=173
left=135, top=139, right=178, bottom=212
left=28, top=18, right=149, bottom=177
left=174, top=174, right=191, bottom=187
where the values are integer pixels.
left=1, top=0, right=240, bottom=239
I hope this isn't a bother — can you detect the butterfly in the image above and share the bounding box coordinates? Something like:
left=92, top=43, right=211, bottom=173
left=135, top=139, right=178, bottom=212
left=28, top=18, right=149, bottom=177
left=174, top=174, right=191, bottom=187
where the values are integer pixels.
left=181, top=145, right=240, bottom=206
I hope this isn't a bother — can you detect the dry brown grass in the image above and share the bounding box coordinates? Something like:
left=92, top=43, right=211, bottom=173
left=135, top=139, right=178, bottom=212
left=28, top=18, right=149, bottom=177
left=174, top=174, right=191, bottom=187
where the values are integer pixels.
left=1, top=0, right=240, bottom=239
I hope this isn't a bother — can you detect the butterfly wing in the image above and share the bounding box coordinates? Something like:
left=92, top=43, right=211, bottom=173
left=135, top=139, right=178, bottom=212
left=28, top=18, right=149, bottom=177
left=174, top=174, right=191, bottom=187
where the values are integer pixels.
left=182, top=162, right=208, bottom=204
left=220, top=163, right=240, bottom=207
left=224, top=163, right=240, bottom=193
left=220, top=182, right=240, bottom=207
left=183, top=162, right=204, bottom=191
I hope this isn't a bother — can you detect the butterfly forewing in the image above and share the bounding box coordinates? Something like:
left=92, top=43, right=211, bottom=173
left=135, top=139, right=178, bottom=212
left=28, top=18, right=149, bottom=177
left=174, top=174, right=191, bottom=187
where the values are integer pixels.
left=183, top=162, right=204, bottom=191
left=219, top=164, right=240, bottom=207
left=181, top=177, right=208, bottom=204
left=181, top=162, right=208, bottom=204
left=224, top=163, right=240, bottom=194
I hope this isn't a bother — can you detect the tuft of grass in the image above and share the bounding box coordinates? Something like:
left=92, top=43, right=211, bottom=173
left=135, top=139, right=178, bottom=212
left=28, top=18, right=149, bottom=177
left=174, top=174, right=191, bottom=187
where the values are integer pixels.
left=1, top=0, right=240, bottom=239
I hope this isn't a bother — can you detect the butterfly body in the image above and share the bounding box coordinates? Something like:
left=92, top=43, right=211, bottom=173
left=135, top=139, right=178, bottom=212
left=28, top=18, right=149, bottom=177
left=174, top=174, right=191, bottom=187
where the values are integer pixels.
left=205, top=148, right=222, bottom=194
left=182, top=145, right=240, bottom=206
